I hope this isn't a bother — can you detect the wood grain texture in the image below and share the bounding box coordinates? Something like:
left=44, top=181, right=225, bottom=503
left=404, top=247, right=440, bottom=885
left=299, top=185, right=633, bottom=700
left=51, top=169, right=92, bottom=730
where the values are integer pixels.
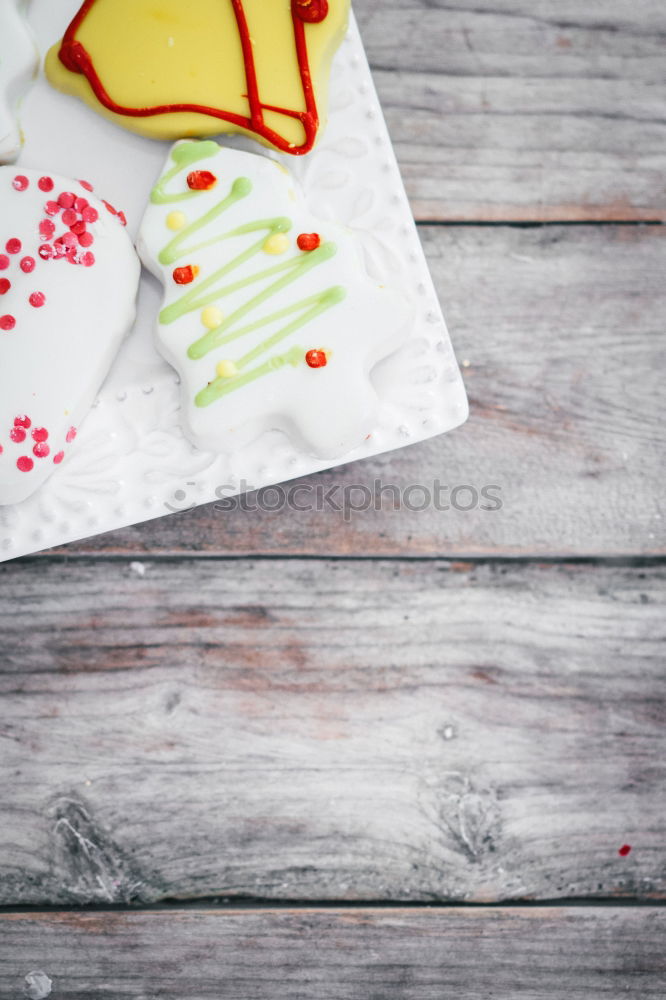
left=47, top=223, right=666, bottom=559
left=355, top=0, right=666, bottom=221
left=0, top=559, right=663, bottom=905
left=0, top=908, right=664, bottom=999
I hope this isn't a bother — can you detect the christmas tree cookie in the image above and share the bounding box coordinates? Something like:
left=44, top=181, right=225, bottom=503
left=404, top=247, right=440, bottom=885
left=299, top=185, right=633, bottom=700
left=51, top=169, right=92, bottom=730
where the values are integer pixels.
left=0, top=0, right=38, bottom=163
left=0, top=167, right=140, bottom=505
left=45, top=0, right=349, bottom=154
left=138, top=141, right=412, bottom=459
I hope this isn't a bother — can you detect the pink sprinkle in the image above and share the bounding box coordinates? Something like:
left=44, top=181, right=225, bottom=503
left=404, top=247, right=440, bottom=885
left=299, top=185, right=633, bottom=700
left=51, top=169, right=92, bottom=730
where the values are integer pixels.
left=66, top=426, right=77, bottom=443
left=619, top=844, right=632, bottom=857
left=31, top=427, right=48, bottom=442
left=117, top=211, right=128, bottom=227
left=56, top=232, right=77, bottom=248
left=14, top=415, right=31, bottom=428
left=38, top=176, right=54, bottom=192
left=103, top=200, right=117, bottom=216
left=0, top=255, right=9, bottom=270
left=12, top=175, right=29, bottom=191
left=58, top=191, right=76, bottom=209
left=74, top=197, right=89, bottom=212
left=0, top=314, right=16, bottom=331
left=0, top=278, right=10, bottom=295
left=44, top=200, right=60, bottom=216
left=82, top=206, right=98, bottom=224
left=20, top=256, right=36, bottom=274
left=62, top=208, right=78, bottom=227
left=6, top=238, right=21, bottom=255
left=53, top=450, right=65, bottom=464
left=39, top=244, right=54, bottom=260
left=29, top=291, right=46, bottom=308
left=78, top=232, right=94, bottom=248
left=81, top=252, right=95, bottom=267
left=39, top=218, right=56, bottom=240
left=79, top=180, right=94, bottom=192
left=33, top=442, right=50, bottom=459
left=10, top=426, right=26, bottom=443
left=16, top=455, right=34, bottom=472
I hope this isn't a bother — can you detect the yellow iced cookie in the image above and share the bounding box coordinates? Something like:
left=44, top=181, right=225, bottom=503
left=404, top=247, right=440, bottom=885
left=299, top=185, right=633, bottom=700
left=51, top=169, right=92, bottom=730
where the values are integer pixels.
left=45, top=0, right=350, bottom=154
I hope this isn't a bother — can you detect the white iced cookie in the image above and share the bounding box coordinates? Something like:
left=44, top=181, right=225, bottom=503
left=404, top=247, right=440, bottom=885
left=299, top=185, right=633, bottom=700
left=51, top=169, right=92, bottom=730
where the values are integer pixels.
left=138, top=141, right=412, bottom=459
left=0, top=0, right=38, bottom=163
left=0, top=167, right=140, bottom=505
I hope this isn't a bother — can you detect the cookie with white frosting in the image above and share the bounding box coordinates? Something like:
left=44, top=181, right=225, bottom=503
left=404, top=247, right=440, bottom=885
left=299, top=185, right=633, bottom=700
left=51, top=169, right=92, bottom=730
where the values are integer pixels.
left=0, top=0, right=38, bottom=163
left=138, top=141, right=413, bottom=460
left=0, top=167, right=140, bottom=505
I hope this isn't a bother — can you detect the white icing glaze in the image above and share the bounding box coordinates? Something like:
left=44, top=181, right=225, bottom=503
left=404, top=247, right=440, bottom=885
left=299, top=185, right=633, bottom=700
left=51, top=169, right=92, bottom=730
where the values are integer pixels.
left=137, top=142, right=412, bottom=459
left=0, top=167, right=140, bottom=505
left=0, top=0, right=38, bottom=163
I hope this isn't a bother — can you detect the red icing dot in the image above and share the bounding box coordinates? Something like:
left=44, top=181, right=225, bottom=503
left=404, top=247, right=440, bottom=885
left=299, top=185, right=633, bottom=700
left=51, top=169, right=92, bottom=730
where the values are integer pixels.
left=70, top=219, right=87, bottom=235
left=293, top=0, right=329, bottom=23
left=29, top=292, right=46, bottom=308
left=33, top=442, right=50, bottom=459
left=81, top=252, right=95, bottom=267
left=618, top=844, right=632, bottom=857
left=0, top=315, right=16, bottom=331
left=0, top=255, right=9, bottom=270
left=78, top=232, right=94, bottom=248
left=79, top=180, right=94, bottom=192
left=66, top=426, right=77, bottom=443
left=39, top=218, right=56, bottom=240
left=39, top=245, right=54, bottom=260
left=44, top=200, right=60, bottom=216
left=58, top=191, right=76, bottom=209
left=12, top=175, right=29, bottom=191
left=82, top=206, right=98, bottom=224
left=10, top=426, right=26, bottom=443
left=38, top=176, right=54, bottom=192
left=20, top=256, right=36, bottom=273
left=53, top=450, right=65, bottom=464
left=297, top=232, right=321, bottom=252
left=173, top=265, right=198, bottom=285
left=14, top=415, right=31, bottom=428
left=305, top=349, right=328, bottom=368
left=62, top=208, right=78, bottom=227
left=31, top=427, right=48, bottom=442
left=57, top=232, right=77, bottom=248
left=187, top=170, right=218, bottom=191
left=74, top=197, right=89, bottom=212
left=17, top=456, right=34, bottom=473
left=0, top=278, right=10, bottom=295
left=6, top=238, right=21, bottom=254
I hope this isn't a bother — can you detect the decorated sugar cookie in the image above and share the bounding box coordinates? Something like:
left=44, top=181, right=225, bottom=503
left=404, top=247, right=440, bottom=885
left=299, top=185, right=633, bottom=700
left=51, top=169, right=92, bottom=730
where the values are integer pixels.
left=46, top=0, right=349, bottom=155
left=0, top=0, right=38, bottom=163
left=0, top=167, right=140, bottom=505
left=138, top=141, right=412, bottom=459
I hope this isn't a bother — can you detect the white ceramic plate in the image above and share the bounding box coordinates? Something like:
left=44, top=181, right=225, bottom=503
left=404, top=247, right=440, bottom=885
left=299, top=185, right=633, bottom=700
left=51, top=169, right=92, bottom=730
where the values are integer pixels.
left=0, top=1, right=467, bottom=561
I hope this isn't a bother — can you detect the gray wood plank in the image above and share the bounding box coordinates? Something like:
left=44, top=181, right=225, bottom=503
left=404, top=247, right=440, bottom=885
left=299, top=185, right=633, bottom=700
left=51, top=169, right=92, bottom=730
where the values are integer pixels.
left=0, top=559, right=663, bottom=905
left=0, top=907, right=664, bottom=999
left=44, top=223, right=665, bottom=559
left=355, top=0, right=666, bottom=220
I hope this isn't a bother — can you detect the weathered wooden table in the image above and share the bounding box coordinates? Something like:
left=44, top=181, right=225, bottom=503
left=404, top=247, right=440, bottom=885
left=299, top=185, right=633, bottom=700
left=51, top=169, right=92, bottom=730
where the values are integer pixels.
left=1, top=1, right=664, bottom=995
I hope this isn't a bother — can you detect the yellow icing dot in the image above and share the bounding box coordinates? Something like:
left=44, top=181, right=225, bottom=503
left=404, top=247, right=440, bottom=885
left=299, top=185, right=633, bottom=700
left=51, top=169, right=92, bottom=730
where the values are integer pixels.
left=202, top=306, right=224, bottom=329
left=167, top=210, right=187, bottom=231
left=263, top=233, right=290, bottom=255
left=216, top=360, right=238, bottom=379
